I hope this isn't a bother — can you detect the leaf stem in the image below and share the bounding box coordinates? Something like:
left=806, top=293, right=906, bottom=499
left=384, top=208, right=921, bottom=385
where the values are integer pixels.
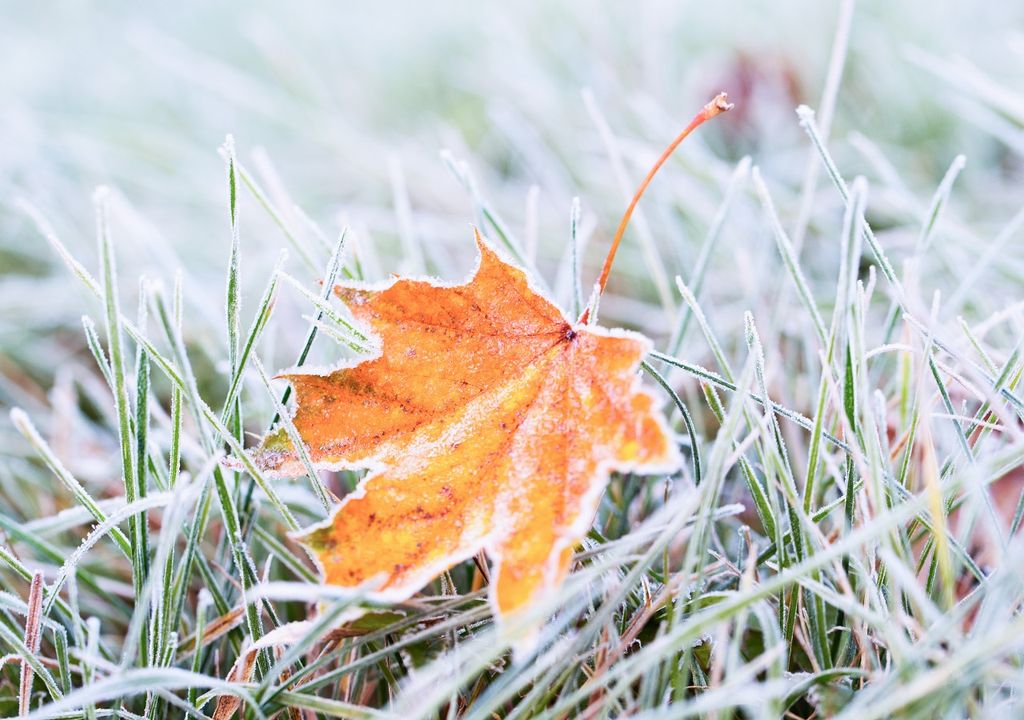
left=578, top=92, right=733, bottom=324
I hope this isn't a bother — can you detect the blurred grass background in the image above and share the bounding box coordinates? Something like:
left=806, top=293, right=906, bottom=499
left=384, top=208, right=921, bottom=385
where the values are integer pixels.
left=3, top=0, right=1022, bottom=349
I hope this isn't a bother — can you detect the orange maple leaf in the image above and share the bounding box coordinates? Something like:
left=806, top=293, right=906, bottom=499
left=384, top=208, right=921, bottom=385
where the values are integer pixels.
left=255, top=93, right=732, bottom=631
left=253, top=233, right=680, bottom=620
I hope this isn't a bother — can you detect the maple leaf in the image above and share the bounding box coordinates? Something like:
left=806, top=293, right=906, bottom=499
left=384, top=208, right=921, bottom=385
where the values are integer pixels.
left=253, top=232, right=681, bottom=621
left=255, top=93, right=733, bottom=634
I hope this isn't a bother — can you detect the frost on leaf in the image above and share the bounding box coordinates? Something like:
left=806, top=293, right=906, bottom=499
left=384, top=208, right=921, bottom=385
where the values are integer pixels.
left=252, top=232, right=680, bottom=623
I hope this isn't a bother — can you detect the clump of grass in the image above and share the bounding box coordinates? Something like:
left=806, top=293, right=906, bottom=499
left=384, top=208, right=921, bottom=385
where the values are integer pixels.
left=5, top=3, right=1024, bottom=719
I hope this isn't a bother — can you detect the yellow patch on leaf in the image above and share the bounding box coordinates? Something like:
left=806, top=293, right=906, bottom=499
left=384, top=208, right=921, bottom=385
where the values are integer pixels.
left=253, top=232, right=680, bottom=622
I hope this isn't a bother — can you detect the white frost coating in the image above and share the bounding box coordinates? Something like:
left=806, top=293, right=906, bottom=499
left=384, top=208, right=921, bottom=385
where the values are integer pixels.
left=44, top=491, right=180, bottom=613
left=250, top=620, right=315, bottom=650
left=251, top=580, right=385, bottom=602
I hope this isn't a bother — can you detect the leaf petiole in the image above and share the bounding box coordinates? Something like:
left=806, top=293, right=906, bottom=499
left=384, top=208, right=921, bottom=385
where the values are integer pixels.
left=578, top=92, right=733, bottom=325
